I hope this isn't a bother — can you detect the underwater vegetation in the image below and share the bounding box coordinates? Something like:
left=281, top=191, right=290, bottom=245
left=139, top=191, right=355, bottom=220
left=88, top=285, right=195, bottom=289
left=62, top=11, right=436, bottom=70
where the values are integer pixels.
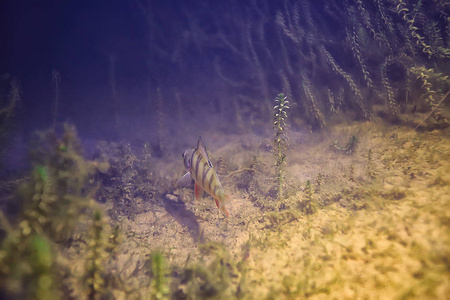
left=173, top=241, right=249, bottom=299
left=1, top=0, right=450, bottom=299
left=150, top=251, right=169, bottom=300
left=133, top=0, right=450, bottom=132
left=0, top=124, right=119, bottom=299
left=0, top=75, right=20, bottom=161
left=84, top=209, right=109, bottom=299
left=96, top=141, right=164, bottom=221
left=1, top=116, right=449, bottom=299
left=273, top=93, right=289, bottom=201
left=51, top=70, right=60, bottom=130
left=298, top=180, right=315, bottom=215
left=331, top=135, right=359, bottom=155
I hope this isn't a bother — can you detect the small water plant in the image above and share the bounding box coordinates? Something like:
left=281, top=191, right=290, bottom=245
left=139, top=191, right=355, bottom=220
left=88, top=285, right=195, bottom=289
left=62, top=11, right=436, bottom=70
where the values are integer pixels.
left=349, top=165, right=355, bottom=182
left=150, top=251, right=169, bottom=300
left=96, top=141, right=160, bottom=220
left=314, top=172, right=324, bottom=192
left=0, top=216, right=61, bottom=300
left=22, top=124, right=107, bottom=242
left=0, top=124, right=110, bottom=299
left=299, top=180, right=315, bottom=214
left=177, top=241, right=245, bottom=299
left=331, top=135, right=358, bottom=155
left=273, top=93, right=289, bottom=201
left=51, top=70, right=60, bottom=129
left=0, top=75, right=20, bottom=156
left=84, top=209, right=108, bottom=300
left=367, top=149, right=376, bottom=179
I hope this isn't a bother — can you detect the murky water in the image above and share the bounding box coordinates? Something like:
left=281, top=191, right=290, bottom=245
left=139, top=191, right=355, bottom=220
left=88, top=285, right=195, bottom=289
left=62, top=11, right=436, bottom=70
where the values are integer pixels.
left=1, top=0, right=449, bottom=299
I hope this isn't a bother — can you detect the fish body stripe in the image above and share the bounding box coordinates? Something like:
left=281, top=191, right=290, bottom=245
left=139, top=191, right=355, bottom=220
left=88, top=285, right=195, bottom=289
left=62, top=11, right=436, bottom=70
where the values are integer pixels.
left=194, top=152, right=201, bottom=180
left=197, top=159, right=204, bottom=185
left=213, top=185, right=218, bottom=196
left=190, top=149, right=224, bottom=198
left=201, top=166, right=209, bottom=189
left=204, top=169, right=214, bottom=194
left=209, top=172, right=223, bottom=198
left=207, top=171, right=214, bottom=195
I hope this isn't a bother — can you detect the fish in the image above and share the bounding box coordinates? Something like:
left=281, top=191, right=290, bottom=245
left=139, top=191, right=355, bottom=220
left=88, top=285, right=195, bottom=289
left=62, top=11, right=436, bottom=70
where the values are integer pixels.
left=177, top=137, right=230, bottom=217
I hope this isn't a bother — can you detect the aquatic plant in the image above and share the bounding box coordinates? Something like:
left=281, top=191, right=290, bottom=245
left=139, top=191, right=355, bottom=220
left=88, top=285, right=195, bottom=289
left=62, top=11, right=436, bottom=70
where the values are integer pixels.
left=273, top=93, right=289, bottom=201
left=84, top=209, right=108, bottom=300
left=154, top=87, right=166, bottom=157
left=301, top=74, right=325, bottom=129
left=150, top=251, right=169, bottom=300
left=21, top=124, right=106, bottom=242
left=394, top=0, right=434, bottom=59
left=51, top=70, right=60, bottom=129
left=262, top=210, right=299, bottom=230
left=414, top=91, right=450, bottom=131
left=0, top=124, right=113, bottom=299
left=107, top=224, right=121, bottom=254
left=215, top=154, right=228, bottom=176
left=347, top=23, right=373, bottom=88
left=0, top=75, right=20, bottom=157
left=177, top=242, right=246, bottom=299
left=314, top=172, right=324, bottom=193
left=321, top=46, right=367, bottom=119
left=109, top=55, right=120, bottom=134
left=331, top=135, right=358, bottom=155
left=410, top=66, right=449, bottom=123
left=381, top=59, right=400, bottom=121
left=0, top=225, right=61, bottom=300
left=367, top=149, right=376, bottom=179
left=299, top=180, right=314, bottom=215
left=83, top=208, right=121, bottom=300
left=96, top=141, right=160, bottom=220
left=349, top=165, right=355, bottom=183
left=0, top=126, right=93, bottom=298
left=134, top=0, right=450, bottom=129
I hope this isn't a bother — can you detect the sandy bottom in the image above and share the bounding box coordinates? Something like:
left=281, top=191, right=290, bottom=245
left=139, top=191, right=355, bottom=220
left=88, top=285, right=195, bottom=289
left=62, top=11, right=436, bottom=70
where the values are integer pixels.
left=68, top=121, right=449, bottom=299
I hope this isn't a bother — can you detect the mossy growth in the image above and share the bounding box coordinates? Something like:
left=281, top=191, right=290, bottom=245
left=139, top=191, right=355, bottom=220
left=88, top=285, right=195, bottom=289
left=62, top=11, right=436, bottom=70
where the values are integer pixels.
left=273, top=93, right=289, bottom=201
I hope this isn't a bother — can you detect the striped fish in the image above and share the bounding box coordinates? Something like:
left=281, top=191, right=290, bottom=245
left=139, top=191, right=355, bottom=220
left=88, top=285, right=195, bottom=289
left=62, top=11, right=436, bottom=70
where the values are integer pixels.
left=177, top=137, right=230, bottom=217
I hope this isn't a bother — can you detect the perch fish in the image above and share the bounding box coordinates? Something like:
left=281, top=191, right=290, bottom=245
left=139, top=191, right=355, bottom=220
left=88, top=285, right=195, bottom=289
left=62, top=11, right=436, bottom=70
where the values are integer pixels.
left=177, top=137, right=230, bottom=217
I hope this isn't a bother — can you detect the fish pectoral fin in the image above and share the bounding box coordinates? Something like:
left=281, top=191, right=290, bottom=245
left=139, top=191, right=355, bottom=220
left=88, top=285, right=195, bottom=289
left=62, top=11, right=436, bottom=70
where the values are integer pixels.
left=214, top=198, right=220, bottom=209
left=177, top=172, right=192, bottom=187
left=194, top=183, right=205, bottom=200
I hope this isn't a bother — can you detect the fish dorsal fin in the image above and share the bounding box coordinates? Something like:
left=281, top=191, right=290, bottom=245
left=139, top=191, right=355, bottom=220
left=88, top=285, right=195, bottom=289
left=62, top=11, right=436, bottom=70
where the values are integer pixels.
left=197, top=136, right=213, bottom=167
